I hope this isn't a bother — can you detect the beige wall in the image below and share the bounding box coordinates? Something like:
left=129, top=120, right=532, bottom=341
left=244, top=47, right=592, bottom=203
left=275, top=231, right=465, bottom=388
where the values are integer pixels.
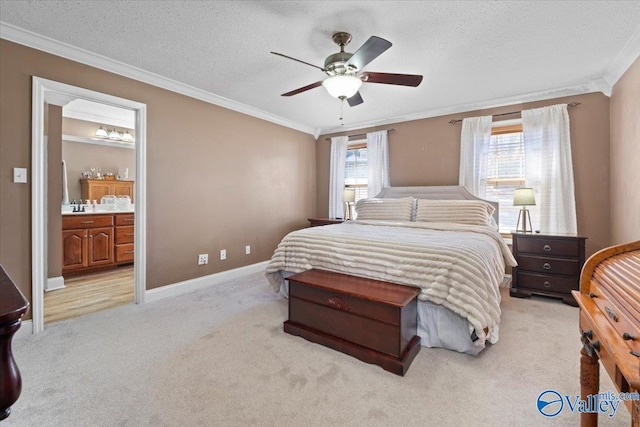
left=610, top=56, right=640, bottom=244
left=0, top=39, right=316, bottom=318
left=317, top=92, right=611, bottom=257
left=62, top=118, right=136, bottom=202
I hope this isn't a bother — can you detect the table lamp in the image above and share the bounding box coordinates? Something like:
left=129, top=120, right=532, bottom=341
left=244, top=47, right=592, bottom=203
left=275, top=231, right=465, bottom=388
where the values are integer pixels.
left=343, top=188, right=356, bottom=220
left=513, top=187, right=536, bottom=233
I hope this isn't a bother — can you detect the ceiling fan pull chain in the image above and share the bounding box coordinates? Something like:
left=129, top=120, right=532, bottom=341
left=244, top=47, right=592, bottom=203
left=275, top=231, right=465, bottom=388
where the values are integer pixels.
left=340, top=98, right=345, bottom=126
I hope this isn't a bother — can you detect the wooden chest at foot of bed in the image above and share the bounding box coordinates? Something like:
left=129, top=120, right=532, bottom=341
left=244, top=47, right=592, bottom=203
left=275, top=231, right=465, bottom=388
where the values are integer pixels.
left=284, top=269, right=421, bottom=376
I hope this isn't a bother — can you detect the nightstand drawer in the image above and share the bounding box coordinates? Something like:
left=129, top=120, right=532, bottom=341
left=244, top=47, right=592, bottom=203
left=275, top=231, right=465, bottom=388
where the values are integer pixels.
left=517, top=254, right=581, bottom=276
left=517, top=271, right=578, bottom=294
left=516, top=237, right=580, bottom=257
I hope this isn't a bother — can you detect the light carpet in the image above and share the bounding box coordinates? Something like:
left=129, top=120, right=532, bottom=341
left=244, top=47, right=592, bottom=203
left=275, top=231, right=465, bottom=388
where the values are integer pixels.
left=6, top=272, right=629, bottom=426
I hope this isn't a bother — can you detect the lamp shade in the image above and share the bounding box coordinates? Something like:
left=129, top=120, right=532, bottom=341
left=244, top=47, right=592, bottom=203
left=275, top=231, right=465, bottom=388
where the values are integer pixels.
left=513, top=187, right=536, bottom=206
left=95, top=126, right=108, bottom=138
left=121, top=130, right=134, bottom=142
left=108, top=128, right=122, bottom=140
left=343, top=188, right=356, bottom=203
left=322, top=75, right=362, bottom=99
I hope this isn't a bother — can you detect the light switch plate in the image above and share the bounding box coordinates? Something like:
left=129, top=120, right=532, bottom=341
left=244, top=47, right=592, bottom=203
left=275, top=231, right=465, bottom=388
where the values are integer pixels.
left=13, top=167, right=27, bottom=183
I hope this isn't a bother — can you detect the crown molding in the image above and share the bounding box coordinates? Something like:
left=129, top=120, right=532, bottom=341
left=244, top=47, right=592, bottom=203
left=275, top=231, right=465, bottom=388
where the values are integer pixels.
left=319, top=80, right=607, bottom=136
left=4, top=20, right=636, bottom=140
left=0, top=22, right=316, bottom=136
left=603, top=23, right=640, bottom=88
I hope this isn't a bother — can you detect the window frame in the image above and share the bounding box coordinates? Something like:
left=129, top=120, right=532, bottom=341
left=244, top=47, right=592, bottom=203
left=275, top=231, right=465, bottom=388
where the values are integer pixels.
left=344, top=140, right=368, bottom=203
left=487, top=120, right=525, bottom=237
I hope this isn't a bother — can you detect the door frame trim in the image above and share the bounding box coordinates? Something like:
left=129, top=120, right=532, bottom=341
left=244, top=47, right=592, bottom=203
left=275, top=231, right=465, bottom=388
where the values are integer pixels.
left=31, top=76, right=147, bottom=333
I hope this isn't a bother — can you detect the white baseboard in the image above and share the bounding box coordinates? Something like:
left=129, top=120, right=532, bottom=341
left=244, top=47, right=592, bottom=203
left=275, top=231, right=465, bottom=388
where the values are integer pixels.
left=144, top=260, right=269, bottom=303
left=46, top=276, right=65, bottom=292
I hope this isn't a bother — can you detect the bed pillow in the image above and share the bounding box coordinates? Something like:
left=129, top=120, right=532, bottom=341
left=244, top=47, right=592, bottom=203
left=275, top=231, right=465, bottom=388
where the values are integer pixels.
left=415, top=199, right=495, bottom=226
left=355, top=197, right=415, bottom=221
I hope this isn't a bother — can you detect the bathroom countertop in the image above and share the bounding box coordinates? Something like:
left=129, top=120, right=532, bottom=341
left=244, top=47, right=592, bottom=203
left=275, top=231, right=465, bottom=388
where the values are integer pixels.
left=62, top=206, right=135, bottom=216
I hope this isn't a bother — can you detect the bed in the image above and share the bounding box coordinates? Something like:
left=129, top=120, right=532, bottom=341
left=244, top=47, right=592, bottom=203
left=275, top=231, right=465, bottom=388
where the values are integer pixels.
left=265, top=186, right=517, bottom=355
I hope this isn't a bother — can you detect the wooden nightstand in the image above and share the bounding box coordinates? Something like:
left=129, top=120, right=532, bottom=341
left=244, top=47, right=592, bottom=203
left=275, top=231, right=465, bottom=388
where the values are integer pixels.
left=307, top=218, right=345, bottom=227
left=509, top=232, right=586, bottom=306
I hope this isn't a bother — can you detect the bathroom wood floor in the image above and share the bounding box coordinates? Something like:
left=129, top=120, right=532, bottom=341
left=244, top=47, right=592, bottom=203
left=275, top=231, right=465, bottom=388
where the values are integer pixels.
left=44, top=266, right=134, bottom=324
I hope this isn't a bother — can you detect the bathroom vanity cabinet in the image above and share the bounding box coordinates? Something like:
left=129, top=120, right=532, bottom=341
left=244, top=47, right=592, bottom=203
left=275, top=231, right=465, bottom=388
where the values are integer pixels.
left=62, top=212, right=134, bottom=276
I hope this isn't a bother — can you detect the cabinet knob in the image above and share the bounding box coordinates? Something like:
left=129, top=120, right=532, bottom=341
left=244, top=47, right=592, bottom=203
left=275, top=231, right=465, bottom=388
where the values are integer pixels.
left=543, top=262, right=551, bottom=270
left=543, top=244, right=551, bottom=252
left=543, top=281, right=552, bottom=288
left=623, top=332, right=635, bottom=341
left=588, top=292, right=598, bottom=298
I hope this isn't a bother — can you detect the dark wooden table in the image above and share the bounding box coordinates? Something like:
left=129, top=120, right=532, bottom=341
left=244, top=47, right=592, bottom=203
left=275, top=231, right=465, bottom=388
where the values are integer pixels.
left=307, top=218, right=345, bottom=227
left=0, top=264, right=30, bottom=420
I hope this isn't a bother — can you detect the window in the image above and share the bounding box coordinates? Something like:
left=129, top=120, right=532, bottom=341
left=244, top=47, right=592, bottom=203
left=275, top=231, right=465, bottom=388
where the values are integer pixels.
left=344, top=142, right=368, bottom=203
left=484, top=123, right=537, bottom=233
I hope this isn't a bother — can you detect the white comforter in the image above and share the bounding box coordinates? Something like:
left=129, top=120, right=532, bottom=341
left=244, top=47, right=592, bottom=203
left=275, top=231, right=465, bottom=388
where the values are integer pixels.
left=265, top=220, right=517, bottom=343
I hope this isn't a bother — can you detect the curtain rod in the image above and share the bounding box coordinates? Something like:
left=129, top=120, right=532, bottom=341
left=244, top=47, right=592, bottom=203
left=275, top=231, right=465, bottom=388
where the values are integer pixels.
left=324, top=128, right=395, bottom=142
left=447, top=102, right=581, bottom=124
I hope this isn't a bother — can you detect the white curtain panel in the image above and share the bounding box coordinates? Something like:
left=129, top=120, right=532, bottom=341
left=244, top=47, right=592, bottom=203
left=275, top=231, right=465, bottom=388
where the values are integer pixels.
left=329, top=136, right=349, bottom=218
left=366, top=130, right=390, bottom=198
left=522, top=104, right=577, bottom=234
left=458, top=115, right=493, bottom=197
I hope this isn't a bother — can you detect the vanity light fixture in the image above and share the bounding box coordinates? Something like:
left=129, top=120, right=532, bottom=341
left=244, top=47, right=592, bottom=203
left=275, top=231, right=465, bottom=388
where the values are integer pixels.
left=95, top=126, right=108, bottom=138
left=121, top=130, right=134, bottom=142
left=108, top=128, right=122, bottom=140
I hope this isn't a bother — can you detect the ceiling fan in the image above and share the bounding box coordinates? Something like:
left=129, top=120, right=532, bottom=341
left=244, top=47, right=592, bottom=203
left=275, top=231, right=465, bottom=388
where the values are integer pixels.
left=271, top=32, right=423, bottom=107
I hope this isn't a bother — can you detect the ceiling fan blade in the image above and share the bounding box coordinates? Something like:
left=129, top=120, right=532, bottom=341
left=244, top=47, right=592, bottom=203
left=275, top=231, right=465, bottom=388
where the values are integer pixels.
left=345, top=36, right=392, bottom=71
left=271, top=52, right=325, bottom=71
left=361, top=72, right=423, bottom=87
left=281, top=81, right=323, bottom=97
left=347, top=92, right=364, bottom=107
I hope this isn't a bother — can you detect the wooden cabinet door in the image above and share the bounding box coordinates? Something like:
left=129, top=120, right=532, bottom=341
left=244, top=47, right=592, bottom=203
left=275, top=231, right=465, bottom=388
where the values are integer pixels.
left=112, top=181, right=134, bottom=202
left=85, top=181, right=111, bottom=202
left=62, top=229, right=87, bottom=270
left=87, top=227, right=114, bottom=266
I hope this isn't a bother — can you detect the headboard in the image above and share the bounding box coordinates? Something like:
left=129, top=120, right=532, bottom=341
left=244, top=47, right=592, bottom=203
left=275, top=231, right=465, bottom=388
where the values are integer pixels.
left=375, top=186, right=499, bottom=225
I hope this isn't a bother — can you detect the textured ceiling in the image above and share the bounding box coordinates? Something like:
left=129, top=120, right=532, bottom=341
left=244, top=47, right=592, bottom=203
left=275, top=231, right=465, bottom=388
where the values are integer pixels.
left=1, top=1, right=640, bottom=135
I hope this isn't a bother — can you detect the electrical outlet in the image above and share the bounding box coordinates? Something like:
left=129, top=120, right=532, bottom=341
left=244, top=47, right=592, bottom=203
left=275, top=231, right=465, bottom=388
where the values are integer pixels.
left=220, top=249, right=226, bottom=260
left=245, top=245, right=251, bottom=255
left=198, top=254, right=208, bottom=265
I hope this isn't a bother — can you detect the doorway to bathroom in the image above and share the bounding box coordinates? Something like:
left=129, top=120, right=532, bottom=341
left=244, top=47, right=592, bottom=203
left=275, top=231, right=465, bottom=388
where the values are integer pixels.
left=31, top=77, right=147, bottom=333
left=44, top=99, right=138, bottom=324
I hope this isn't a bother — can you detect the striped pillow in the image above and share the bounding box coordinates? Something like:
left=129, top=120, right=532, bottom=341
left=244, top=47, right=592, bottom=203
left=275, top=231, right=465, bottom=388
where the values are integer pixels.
left=355, top=197, right=415, bottom=221
left=415, top=199, right=494, bottom=226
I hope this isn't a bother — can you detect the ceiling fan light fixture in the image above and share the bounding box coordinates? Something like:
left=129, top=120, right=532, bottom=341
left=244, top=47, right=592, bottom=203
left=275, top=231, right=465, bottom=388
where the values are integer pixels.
left=322, top=75, right=362, bottom=99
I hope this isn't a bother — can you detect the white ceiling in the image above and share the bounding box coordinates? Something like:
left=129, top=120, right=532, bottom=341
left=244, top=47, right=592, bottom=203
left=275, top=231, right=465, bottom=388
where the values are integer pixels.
left=1, top=1, right=640, bottom=136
